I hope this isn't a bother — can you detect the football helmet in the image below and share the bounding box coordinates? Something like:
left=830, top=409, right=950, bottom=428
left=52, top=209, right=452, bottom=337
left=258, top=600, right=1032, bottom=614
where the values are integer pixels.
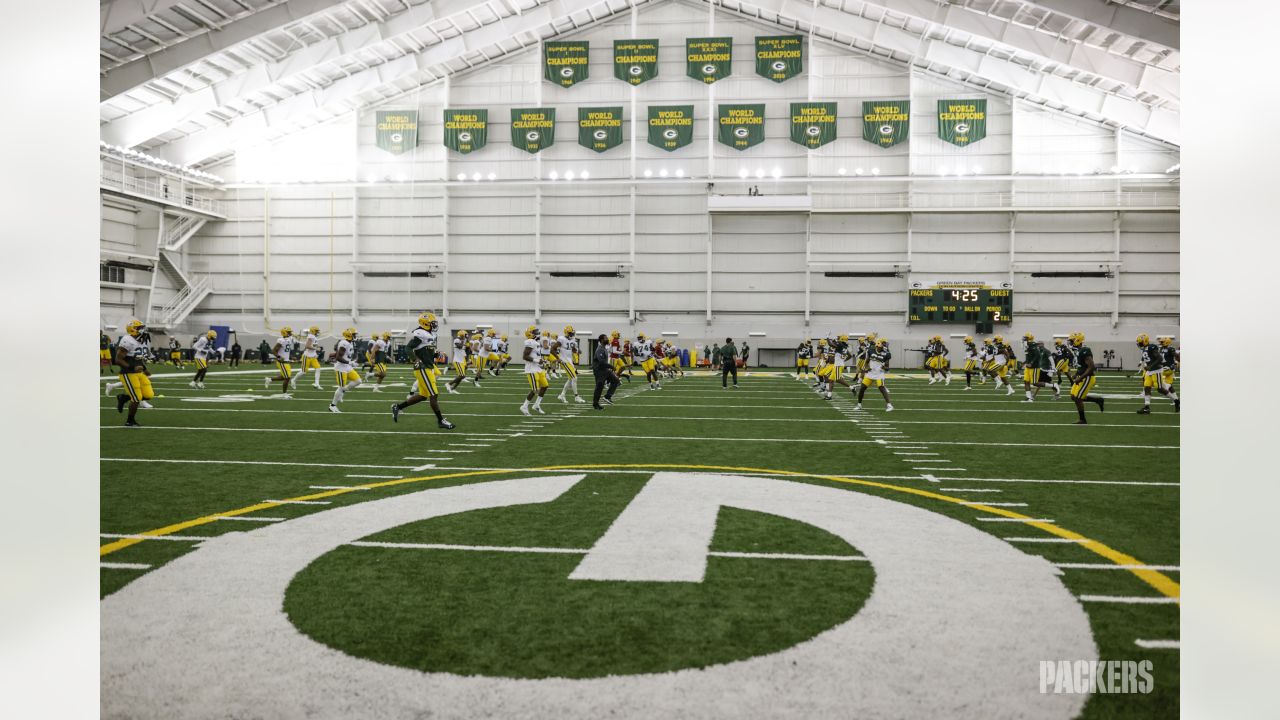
left=838, top=334, right=849, bottom=342
left=993, top=334, right=1004, bottom=344
left=564, top=325, right=575, bottom=336
left=610, top=330, right=621, bottom=339
left=1158, top=336, right=1173, bottom=347
left=637, top=332, right=646, bottom=340
left=342, top=327, right=357, bottom=340
left=1023, top=332, right=1035, bottom=342
left=309, top=325, right=320, bottom=336
left=487, top=329, right=497, bottom=337
left=382, top=331, right=391, bottom=340
left=1070, top=332, right=1085, bottom=347
left=456, top=329, right=467, bottom=338
left=501, top=334, right=508, bottom=341
left=1054, top=338, right=1064, bottom=347
left=125, top=320, right=146, bottom=337
left=875, top=337, right=888, bottom=347
left=280, top=326, right=293, bottom=337
left=1136, top=333, right=1150, bottom=346
left=418, top=313, right=438, bottom=331
left=205, top=330, right=217, bottom=339
left=963, top=335, right=974, bottom=344
left=525, top=325, right=539, bottom=339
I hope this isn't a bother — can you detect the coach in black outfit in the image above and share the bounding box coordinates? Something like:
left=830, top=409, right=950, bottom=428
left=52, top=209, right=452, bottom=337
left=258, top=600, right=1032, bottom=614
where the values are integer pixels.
left=592, top=334, right=621, bottom=409
left=720, top=337, right=739, bottom=388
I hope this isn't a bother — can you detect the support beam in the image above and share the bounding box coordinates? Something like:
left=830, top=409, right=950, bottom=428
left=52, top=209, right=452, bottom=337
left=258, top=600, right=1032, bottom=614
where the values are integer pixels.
left=1020, top=0, right=1179, bottom=51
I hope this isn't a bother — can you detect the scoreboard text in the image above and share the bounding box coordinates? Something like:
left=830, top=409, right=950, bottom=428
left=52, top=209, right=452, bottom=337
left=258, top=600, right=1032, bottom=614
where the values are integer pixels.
left=908, top=287, right=1013, bottom=324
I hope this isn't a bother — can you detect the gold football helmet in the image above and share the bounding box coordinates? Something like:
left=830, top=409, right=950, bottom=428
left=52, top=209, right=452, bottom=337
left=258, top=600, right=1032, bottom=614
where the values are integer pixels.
left=418, top=313, right=437, bottom=331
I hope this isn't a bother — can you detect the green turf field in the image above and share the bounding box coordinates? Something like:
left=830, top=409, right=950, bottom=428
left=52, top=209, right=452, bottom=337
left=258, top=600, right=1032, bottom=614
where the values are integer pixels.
left=99, top=361, right=1178, bottom=718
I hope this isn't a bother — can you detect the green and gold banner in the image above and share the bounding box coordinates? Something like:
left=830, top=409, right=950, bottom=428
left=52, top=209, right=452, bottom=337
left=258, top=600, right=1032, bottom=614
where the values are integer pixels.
left=614, top=39, right=659, bottom=85
left=755, top=35, right=803, bottom=82
left=789, top=102, right=836, bottom=148
left=442, top=109, right=487, bottom=154
left=937, top=98, right=987, bottom=147
left=544, top=41, right=589, bottom=87
left=510, top=108, right=555, bottom=154
left=647, top=105, right=694, bottom=151
left=717, top=104, right=765, bottom=151
left=861, top=100, right=910, bottom=148
left=578, top=106, right=624, bottom=153
left=686, top=37, right=732, bottom=84
left=375, top=110, right=418, bottom=155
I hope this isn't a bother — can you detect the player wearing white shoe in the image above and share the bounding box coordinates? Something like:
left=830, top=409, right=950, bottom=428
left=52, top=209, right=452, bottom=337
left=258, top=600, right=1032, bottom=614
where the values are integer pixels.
left=188, top=330, right=215, bottom=389
left=633, top=333, right=661, bottom=390
left=390, top=313, right=455, bottom=429
left=328, top=328, right=362, bottom=412
left=499, top=334, right=512, bottom=372
left=367, top=332, right=390, bottom=392
left=112, top=319, right=154, bottom=426
left=290, top=326, right=323, bottom=389
left=960, top=336, right=979, bottom=390
left=520, top=325, right=549, bottom=415
left=467, top=332, right=485, bottom=386
left=265, top=327, right=297, bottom=397
left=445, top=330, right=470, bottom=394
left=795, top=340, right=813, bottom=380
left=542, top=332, right=559, bottom=380
left=1020, top=333, right=1058, bottom=401
left=483, top=329, right=502, bottom=376
left=1136, top=333, right=1179, bottom=414
left=554, top=325, right=585, bottom=403
left=855, top=338, right=894, bottom=412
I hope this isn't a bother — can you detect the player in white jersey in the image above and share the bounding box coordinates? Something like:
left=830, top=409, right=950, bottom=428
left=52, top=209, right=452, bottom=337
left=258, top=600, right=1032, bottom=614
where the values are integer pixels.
left=366, top=332, right=390, bottom=392
left=264, top=327, right=297, bottom=397
left=482, top=329, right=502, bottom=376
left=188, top=330, right=216, bottom=389
left=112, top=319, right=155, bottom=426
left=499, top=334, right=512, bottom=372
left=291, top=326, right=324, bottom=390
left=390, top=313, right=455, bottom=429
left=328, top=328, right=362, bottom=412
left=520, top=325, right=549, bottom=415
left=633, top=333, right=661, bottom=390
left=541, top=333, right=560, bottom=379
left=553, top=325, right=585, bottom=403
left=445, top=330, right=471, bottom=394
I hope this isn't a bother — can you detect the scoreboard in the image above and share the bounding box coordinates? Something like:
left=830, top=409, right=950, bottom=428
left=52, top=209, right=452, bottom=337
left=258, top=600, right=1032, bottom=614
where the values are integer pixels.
left=908, top=287, right=1013, bottom=324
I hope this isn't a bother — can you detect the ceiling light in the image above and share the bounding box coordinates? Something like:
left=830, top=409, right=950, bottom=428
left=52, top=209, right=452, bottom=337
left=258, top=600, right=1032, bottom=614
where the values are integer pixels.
left=770, top=167, right=781, bottom=178
left=971, top=165, right=982, bottom=174
left=456, top=173, right=466, bottom=181
left=1109, top=165, right=1121, bottom=173
left=395, top=173, right=407, bottom=182
left=939, top=166, right=948, bottom=176
left=853, top=168, right=863, bottom=176
left=837, top=167, right=846, bottom=176
left=674, top=168, right=684, bottom=178
left=565, top=170, right=576, bottom=180
left=754, top=168, right=765, bottom=179
left=487, top=172, right=496, bottom=181
left=471, top=172, right=481, bottom=181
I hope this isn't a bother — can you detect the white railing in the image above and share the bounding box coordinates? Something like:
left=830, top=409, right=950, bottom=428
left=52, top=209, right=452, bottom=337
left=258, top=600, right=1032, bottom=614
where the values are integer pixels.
left=813, top=189, right=1179, bottom=211
left=157, top=275, right=212, bottom=327
left=100, top=158, right=225, bottom=217
left=162, top=214, right=206, bottom=250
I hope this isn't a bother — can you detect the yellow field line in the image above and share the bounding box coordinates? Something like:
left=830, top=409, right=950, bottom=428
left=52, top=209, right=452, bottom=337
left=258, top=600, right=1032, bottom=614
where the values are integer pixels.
left=99, top=462, right=1179, bottom=601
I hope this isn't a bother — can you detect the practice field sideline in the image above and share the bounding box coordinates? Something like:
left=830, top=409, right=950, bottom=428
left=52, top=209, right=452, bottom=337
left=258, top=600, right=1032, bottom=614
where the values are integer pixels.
left=100, top=364, right=1178, bottom=719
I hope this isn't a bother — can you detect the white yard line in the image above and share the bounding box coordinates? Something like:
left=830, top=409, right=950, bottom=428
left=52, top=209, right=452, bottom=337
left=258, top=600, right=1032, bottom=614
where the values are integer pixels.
left=894, top=452, right=939, bottom=456
left=707, top=551, right=868, bottom=562
left=345, top=474, right=404, bottom=479
left=349, top=541, right=586, bottom=554
left=99, top=457, right=417, bottom=470
left=1079, top=595, right=1179, bottom=605
left=915, top=467, right=966, bottom=471
left=100, top=533, right=219, bottom=542
left=310, top=485, right=371, bottom=491
left=1134, top=639, right=1180, bottom=649
left=214, top=515, right=286, bottom=523
left=263, top=499, right=331, bottom=505
left=1055, top=563, right=1180, bottom=571
left=101, top=562, right=152, bottom=570
left=940, top=488, right=1002, bottom=493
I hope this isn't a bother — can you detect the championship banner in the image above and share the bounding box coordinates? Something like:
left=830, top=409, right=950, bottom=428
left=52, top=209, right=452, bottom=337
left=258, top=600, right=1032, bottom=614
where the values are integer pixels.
left=442, top=109, right=487, bottom=154
left=861, top=100, right=910, bottom=148
left=544, top=41, right=589, bottom=87
left=647, top=105, right=694, bottom=151
left=686, top=37, right=732, bottom=84
left=375, top=110, right=418, bottom=155
left=717, top=104, right=765, bottom=151
left=614, top=39, right=659, bottom=85
left=937, top=99, right=987, bottom=147
left=510, top=108, right=555, bottom=154
left=755, top=35, right=803, bottom=83
left=578, top=106, right=624, bottom=153
left=789, top=102, right=836, bottom=149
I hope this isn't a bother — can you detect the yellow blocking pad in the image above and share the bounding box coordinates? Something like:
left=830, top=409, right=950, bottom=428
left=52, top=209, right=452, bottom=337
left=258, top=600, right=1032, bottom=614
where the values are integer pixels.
left=99, top=463, right=1178, bottom=601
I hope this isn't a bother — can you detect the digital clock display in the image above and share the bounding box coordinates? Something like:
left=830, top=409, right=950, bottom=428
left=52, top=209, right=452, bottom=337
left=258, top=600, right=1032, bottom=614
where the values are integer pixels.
left=908, top=287, right=1013, bottom=324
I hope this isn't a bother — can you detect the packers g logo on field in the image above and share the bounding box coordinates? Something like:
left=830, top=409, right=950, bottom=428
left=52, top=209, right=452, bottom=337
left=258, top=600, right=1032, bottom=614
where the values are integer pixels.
left=102, top=471, right=1095, bottom=719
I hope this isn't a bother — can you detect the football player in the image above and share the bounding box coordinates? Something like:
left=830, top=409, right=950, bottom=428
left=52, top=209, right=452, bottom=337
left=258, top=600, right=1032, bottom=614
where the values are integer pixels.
left=367, top=331, right=390, bottom=392
left=499, top=334, right=512, bottom=372
left=961, top=336, right=979, bottom=390
left=291, top=326, right=324, bottom=390
left=817, top=334, right=856, bottom=401
left=812, top=338, right=829, bottom=392
left=188, top=330, right=215, bottom=389
left=113, top=320, right=154, bottom=427
left=1136, top=333, right=1179, bottom=414
left=1067, top=332, right=1105, bottom=424
left=1052, top=338, right=1073, bottom=387
left=445, top=329, right=470, bottom=394
left=1159, top=336, right=1179, bottom=402
left=856, top=338, right=894, bottom=412
left=485, top=329, right=503, bottom=376
left=978, top=338, right=995, bottom=385
left=634, top=332, right=661, bottom=390
left=542, top=331, right=559, bottom=380
left=328, top=328, right=362, bottom=412
left=609, top=331, right=629, bottom=381
left=925, top=335, right=951, bottom=385
left=554, top=325, right=585, bottom=403
left=795, top=339, right=812, bottom=380
left=263, top=327, right=296, bottom=398
left=520, top=325, right=550, bottom=416
left=990, top=335, right=1014, bottom=395
left=1020, top=333, right=1059, bottom=402
left=100, top=331, right=112, bottom=374
left=390, top=313, right=455, bottom=429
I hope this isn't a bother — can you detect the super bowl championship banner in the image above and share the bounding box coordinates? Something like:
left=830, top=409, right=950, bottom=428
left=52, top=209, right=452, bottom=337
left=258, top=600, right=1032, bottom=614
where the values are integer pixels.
left=790, top=102, right=836, bottom=148
left=937, top=98, right=987, bottom=147
left=647, top=105, right=694, bottom=151
left=756, top=35, right=803, bottom=82
left=687, top=37, right=733, bottom=84
left=717, top=104, right=766, bottom=150
left=862, top=100, right=910, bottom=148
left=375, top=110, right=418, bottom=155
left=578, top=107, right=624, bottom=153
left=511, top=108, right=555, bottom=154
left=544, top=41, right=590, bottom=87
left=614, top=39, right=659, bottom=85
left=442, top=109, right=487, bottom=154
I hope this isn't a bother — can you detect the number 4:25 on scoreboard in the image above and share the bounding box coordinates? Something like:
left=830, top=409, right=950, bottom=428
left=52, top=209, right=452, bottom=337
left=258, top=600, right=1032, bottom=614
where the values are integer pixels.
left=908, top=287, right=1013, bottom=324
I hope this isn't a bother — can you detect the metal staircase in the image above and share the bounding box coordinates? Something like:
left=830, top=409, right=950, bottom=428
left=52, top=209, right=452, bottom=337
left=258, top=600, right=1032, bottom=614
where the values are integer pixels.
left=161, top=213, right=207, bottom=251
left=149, top=251, right=212, bottom=329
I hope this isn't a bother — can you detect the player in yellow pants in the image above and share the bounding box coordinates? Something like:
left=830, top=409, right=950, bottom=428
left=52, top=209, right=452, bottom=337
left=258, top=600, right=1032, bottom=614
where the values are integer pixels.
left=113, top=320, right=155, bottom=427
left=1067, top=332, right=1105, bottom=424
